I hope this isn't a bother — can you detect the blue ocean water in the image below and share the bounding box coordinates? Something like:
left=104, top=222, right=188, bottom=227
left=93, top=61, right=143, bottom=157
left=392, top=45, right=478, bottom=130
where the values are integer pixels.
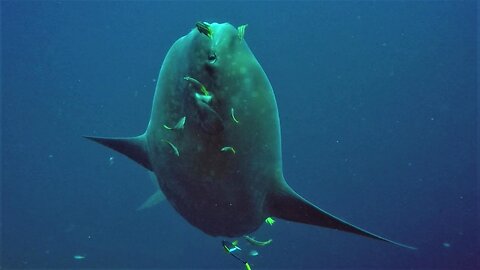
left=1, top=1, right=478, bottom=269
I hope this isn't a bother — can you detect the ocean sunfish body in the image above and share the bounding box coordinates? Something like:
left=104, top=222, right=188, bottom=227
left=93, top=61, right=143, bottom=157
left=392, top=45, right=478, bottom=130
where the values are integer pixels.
left=85, top=22, right=415, bottom=250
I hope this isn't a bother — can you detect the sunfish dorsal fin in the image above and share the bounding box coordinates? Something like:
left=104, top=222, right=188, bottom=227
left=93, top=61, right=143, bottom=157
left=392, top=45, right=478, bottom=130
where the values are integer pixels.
left=83, top=135, right=152, bottom=171
left=267, top=184, right=417, bottom=250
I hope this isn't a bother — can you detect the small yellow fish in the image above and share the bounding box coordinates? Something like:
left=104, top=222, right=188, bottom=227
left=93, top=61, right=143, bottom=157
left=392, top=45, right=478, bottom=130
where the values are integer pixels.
left=162, top=139, right=179, bottom=157
left=231, top=108, right=240, bottom=124
left=265, top=217, right=276, bottom=226
left=196, top=21, right=213, bottom=38
left=244, top=235, right=273, bottom=246
left=184, top=76, right=210, bottom=96
left=221, top=146, right=236, bottom=154
left=163, top=116, right=186, bottom=130
left=237, top=24, right=248, bottom=40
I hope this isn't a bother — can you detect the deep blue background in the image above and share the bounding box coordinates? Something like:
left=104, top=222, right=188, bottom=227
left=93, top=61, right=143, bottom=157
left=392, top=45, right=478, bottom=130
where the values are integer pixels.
left=2, top=1, right=478, bottom=269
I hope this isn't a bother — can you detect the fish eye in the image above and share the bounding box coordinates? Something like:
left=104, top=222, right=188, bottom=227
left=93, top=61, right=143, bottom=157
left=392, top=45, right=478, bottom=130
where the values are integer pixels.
left=208, top=53, right=217, bottom=63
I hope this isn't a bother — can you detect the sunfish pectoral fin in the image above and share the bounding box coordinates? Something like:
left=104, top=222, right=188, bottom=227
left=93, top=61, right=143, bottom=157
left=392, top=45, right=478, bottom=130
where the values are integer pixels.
left=266, top=184, right=417, bottom=250
left=83, top=134, right=152, bottom=171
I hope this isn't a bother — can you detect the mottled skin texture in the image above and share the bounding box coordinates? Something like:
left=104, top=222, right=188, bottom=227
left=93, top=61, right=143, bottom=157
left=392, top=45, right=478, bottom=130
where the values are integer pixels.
left=146, top=23, right=282, bottom=236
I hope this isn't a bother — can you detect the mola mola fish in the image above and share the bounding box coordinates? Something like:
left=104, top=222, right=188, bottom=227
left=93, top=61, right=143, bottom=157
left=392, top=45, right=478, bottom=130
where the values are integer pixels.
left=85, top=22, right=415, bottom=250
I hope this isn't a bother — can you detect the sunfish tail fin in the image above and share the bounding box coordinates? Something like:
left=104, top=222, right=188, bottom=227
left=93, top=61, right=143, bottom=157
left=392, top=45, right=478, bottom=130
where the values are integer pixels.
left=267, top=184, right=417, bottom=250
left=83, top=134, right=152, bottom=171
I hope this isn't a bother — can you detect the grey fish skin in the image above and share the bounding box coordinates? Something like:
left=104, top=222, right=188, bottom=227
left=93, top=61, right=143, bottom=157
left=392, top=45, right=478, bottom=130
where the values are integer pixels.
left=85, top=22, right=416, bottom=250
left=145, top=22, right=281, bottom=237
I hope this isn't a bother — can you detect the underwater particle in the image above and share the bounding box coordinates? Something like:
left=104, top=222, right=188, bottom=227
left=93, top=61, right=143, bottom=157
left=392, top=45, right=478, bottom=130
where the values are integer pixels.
left=48, top=154, right=54, bottom=158
left=73, top=255, right=86, bottom=260
left=109, top=156, right=114, bottom=165
left=248, top=250, right=259, bottom=257
left=442, top=242, right=451, bottom=248
left=64, top=223, right=75, bottom=233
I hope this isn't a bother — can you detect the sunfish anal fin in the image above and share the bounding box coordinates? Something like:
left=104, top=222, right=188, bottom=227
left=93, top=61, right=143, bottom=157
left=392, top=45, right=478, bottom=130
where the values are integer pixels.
left=267, top=184, right=417, bottom=250
left=137, top=190, right=166, bottom=211
left=137, top=172, right=166, bottom=211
